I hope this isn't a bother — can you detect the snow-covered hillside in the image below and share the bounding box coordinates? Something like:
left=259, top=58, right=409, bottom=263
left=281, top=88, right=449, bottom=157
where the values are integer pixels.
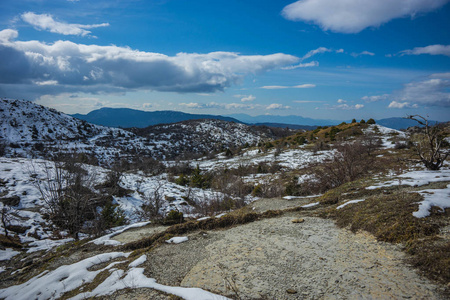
left=130, top=119, right=274, bottom=159
left=0, top=99, right=153, bottom=164
left=0, top=99, right=270, bottom=163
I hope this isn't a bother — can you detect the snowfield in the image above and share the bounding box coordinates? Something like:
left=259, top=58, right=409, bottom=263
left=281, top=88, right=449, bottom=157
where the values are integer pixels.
left=0, top=157, right=233, bottom=253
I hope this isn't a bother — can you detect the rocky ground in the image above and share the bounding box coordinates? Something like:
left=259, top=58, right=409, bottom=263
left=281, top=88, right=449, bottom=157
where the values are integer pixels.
left=101, top=197, right=445, bottom=299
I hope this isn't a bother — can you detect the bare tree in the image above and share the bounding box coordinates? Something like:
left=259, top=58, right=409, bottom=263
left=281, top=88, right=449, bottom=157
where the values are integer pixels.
left=407, top=115, right=449, bottom=170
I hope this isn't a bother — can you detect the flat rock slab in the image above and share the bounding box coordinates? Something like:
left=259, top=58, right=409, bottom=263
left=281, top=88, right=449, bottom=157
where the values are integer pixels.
left=112, top=225, right=167, bottom=244
left=178, top=216, right=441, bottom=299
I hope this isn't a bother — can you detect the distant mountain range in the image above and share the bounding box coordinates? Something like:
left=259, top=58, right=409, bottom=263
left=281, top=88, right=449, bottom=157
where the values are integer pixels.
left=71, top=108, right=240, bottom=128
left=71, top=107, right=440, bottom=130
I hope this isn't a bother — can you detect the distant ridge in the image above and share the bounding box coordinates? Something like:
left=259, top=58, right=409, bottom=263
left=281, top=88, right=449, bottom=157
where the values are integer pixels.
left=71, top=107, right=442, bottom=130
left=228, top=113, right=339, bottom=127
left=71, top=108, right=241, bottom=128
left=375, top=117, right=439, bottom=130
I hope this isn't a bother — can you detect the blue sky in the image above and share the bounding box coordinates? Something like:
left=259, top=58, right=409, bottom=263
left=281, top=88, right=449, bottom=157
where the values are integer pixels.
left=0, top=0, right=449, bottom=121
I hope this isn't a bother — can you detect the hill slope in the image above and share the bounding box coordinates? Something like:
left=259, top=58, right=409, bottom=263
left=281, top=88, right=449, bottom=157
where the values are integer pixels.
left=0, top=99, right=269, bottom=162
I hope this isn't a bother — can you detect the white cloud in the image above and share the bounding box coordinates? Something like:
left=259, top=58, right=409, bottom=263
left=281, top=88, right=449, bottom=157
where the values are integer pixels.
left=260, top=84, right=315, bottom=89
left=282, top=47, right=343, bottom=70
left=351, top=51, right=375, bottom=57
left=293, top=84, right=316, bottom=88
left=0, top=29, right=18, bottom=42
left=324, top=103, right=364, bottom=110
left=21, top=12, right=109, bottom=37
left=394, top=76, right=450, bottom=107
left=388, top=101, right=418, bottom=109
left=266, top=103, right=291, bottom=110
left=240, top=95, right=256, bottom=102
left=179, top=102, right=293, bottom=110
left=0, top=29, right=298, bottom=96
left=179, top=102, right=258, bottom=110
left=365, top=74, right=450, bottom=107
left=400, top=44, right=450, bottom=57
left=282, top=61, right=319, bottom=70
left=34, top=80, right=58, bottom=86
left=302, top=47, right=331, bottom=60
left=361, top=94, right=389, bottom=102
left=282, top=0, right=450, bottom=33
left=431, top=72, right=450, bottom=78
left=337, top=99, right=346, bottom=104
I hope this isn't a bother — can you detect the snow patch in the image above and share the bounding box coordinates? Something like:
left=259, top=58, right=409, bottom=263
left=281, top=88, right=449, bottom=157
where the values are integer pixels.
left=413, top=184, right=450, bottom=218
left=166, top=237, right=189, bottom=244
left=336, top=199, right=366, bottom=210
left=0, top=249, right=20, bottom=261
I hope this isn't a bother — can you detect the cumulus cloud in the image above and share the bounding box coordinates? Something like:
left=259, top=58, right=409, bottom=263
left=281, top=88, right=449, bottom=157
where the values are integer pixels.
left=363, top=73, right=450, bottom=107
left=0, top=29, right=18, bottom=42
left=0, top=29, right=298, bottom=97
left=240, top=95, right=256, bottom=102
left=260, top=84, right=315, bottom=89
left=337, top=99, right=346, bottom=104
left=388, top=101, right=418, bottom=109
left=394, top=74, right=450, bottom=107
left=21, top=12, right=109, bottom=37
left=399, top=44, right=450, bottom=57
left=282, top=0, right=450, bottom=33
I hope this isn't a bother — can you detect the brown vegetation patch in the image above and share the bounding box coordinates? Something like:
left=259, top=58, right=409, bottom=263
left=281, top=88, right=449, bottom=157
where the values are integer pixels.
left=324, top=192, right=439, bottom=243
left=0, top=234, right=22, bottom=249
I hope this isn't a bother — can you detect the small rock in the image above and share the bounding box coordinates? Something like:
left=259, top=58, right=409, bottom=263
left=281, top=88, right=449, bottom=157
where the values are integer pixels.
left=286, top=289, right=297, bottom=294
left=291, top=218, right=304, bottom=224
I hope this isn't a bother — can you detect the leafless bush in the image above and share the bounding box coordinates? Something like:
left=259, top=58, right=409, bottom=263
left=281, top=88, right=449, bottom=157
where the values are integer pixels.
left=139, top=181, right=165, bottom=222
left=33, top=157, right=104, bottom=239
left=252, top=177, right=284, bottom=198
left=166, top=160, right=194, bottom=176
left=302, top=141, right=374, bottom=193
left=211, top=168, right=252, bottom=204
left=193, top=191, right=235, bottom=217
left=359, top=132, right=383, bottom=155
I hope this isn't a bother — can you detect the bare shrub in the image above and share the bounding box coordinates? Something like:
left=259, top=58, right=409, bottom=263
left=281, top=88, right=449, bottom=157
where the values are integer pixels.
left=139, top=181, right=165, bottom=222
left=193, top=191, right=236, bottom=217
left=302, top=141, right=373, bottom=193
left=407, top=115, right=449, bottom=170
left=252, top=177, right=284, bottom=198
left=359, top=132, right=383, bottom=155
left=33, top=157, right=105, bottom=239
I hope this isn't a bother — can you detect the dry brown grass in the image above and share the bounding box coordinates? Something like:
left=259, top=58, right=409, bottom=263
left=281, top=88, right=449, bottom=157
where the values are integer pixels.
left=324, top=191, right=440, bottom=243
